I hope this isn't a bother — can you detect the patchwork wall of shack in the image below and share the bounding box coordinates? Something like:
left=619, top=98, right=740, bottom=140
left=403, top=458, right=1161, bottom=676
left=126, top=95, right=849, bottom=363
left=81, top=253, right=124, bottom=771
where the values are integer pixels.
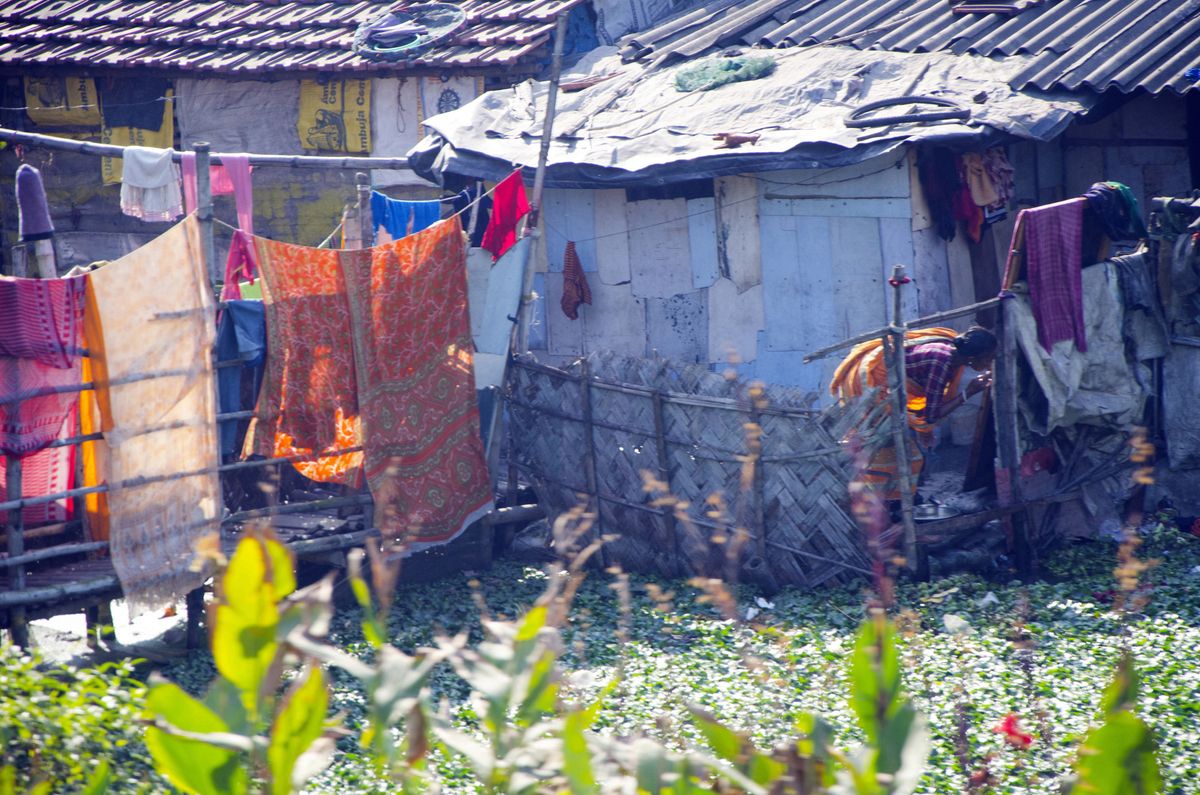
left=522, top=152, right=978, bottom=400
left=0, top=74, right=467, bottom=272
left=523, top=94, right=1192, bottom=406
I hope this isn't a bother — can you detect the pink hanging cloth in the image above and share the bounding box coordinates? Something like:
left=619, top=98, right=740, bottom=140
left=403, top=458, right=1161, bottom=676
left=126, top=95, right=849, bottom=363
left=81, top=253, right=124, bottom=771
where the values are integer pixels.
left=0, top=274, right=87, bottom=526
left=181, top=153, right=256, bottom=300
left=1022, top=198, right=1088, bottom=353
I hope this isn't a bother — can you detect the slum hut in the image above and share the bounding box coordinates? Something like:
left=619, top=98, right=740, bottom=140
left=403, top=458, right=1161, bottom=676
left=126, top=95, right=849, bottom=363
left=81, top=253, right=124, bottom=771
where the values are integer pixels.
left=0, top=0, right=600, bottom=271
left=409, top=0, right=1200, bottom=581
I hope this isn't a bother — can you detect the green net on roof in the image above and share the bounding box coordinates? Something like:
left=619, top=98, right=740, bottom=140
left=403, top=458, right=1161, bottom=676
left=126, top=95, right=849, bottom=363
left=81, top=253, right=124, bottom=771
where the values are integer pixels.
left=674, top=55, right=777, bottom=93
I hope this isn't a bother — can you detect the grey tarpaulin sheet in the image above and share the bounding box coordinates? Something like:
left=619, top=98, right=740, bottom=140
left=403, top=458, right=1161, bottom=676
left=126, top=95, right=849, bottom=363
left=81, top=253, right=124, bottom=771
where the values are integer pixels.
left=176, top=79, right=303, bottom=155
left=408, top=45, right=1090, bottom=187
left=1164, top=345, right=1200, bottom=470
left=1012, top=262, right=1148, bottom=436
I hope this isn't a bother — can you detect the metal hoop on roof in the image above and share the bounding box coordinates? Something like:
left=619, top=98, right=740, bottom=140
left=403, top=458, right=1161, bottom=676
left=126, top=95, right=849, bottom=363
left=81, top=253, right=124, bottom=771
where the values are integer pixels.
left=352, top=3, right=467, bottom=61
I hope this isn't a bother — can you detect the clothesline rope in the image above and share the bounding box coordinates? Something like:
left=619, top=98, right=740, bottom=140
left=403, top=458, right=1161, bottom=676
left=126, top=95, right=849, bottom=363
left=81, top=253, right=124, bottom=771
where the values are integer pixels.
left=0, top=126, right=415, bottom=170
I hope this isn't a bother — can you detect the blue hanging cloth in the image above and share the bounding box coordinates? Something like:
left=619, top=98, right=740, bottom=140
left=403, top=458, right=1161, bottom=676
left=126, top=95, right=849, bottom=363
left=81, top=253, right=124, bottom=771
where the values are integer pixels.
left=370, top=190, right=441, bottom=242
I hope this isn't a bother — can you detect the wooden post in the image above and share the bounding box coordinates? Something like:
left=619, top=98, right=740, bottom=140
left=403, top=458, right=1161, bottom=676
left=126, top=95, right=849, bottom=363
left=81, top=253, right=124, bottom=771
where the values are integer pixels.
left=193, top=142, right=217, bottom=289
left=886, top=264, right=919, bottom=574
left=747, top=399, right=767, bottom=561
left=514, top=9, right=569, bottom=354
left=651, top=389, right=682, bottom=573
left=579, top=359, right=605, bottom=564
left=185, top=585, right=205, bottom=650
left=5, top=457, right=28, bottom=647
left=993, top=295, right=1031, bottom=575
left=997, top=217, right=1031, bottom=576
left=355, top=173, right=373, bottom=247
left=352, top=173, right=377, bottom=535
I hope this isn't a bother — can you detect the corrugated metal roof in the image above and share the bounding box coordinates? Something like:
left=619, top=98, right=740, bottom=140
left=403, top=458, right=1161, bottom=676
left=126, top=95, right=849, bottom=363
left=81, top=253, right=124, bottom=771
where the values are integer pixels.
left=621, top=0, right=1200, bottom=94
left=0, top=0, right=586, bottom=74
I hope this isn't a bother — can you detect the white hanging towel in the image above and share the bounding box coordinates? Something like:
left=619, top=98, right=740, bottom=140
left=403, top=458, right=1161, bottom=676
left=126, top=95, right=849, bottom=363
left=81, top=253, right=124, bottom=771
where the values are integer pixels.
left=120, top=145, right=183, bottom=222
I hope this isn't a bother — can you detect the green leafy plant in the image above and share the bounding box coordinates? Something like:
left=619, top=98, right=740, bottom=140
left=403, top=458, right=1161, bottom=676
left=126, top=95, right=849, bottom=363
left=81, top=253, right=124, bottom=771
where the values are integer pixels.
left=144, top=529, right=345, bottom=795
left=0, top=641, right=145, bottom=792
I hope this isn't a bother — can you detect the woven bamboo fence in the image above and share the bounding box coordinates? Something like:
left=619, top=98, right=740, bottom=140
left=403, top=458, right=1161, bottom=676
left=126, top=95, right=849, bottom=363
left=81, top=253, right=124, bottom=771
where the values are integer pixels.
left=505, top=351, right=887, bottom=590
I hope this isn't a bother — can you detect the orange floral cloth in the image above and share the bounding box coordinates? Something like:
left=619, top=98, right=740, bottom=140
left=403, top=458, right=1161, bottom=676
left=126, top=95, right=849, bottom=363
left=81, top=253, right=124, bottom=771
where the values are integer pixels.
left=247, top=237, right=361, bottom=485
left=249, top=218, right=491, bottom=545
left=343, top=218, right=493, bottom=547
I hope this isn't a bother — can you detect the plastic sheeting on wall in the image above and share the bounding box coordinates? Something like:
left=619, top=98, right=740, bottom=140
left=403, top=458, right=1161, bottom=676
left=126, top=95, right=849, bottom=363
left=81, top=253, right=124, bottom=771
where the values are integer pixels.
left=177, top=79, right=303, bottom=155
left=298, top=79, right=371, bottom=153
left=23, top=76, right=101, bottom=127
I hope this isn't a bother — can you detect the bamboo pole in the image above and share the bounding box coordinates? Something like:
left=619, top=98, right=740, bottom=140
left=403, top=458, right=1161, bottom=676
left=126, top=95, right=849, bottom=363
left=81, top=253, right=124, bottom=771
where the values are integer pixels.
left=515, top=9, right=569, bottom=354
left=355, top=173, right=373, bottom=247
left=5, top=456, right=28, bottom=646
left=0, top=127, right=415, bottom=170
left=651, top=389, right=683, bottom=573
left=804, top=296, right=1003, bottom=363
left=579, top=358, right=605, bottom=564
left=193, top=143, right=217, bottom=288
left=352, top=174, right=376, bottom=535
left=885, top=264, right=919, bottom=575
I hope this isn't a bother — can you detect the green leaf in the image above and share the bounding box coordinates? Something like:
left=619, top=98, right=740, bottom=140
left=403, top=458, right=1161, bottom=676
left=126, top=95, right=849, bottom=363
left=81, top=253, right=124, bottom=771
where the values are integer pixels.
left=80, top=760, right=112, bottom=795
left=686, top=703, right=743, bottom=764
left=268, top=664, right=330, bottom=795
left=212, top=537, right=284, bottom=716
left=1099, top=651, right=1140, bottom=717
left=514, top=651, right=560, bottom=727
left=563, top=708, right=596, bottom=794
left=849, top=615, right=901, bottom=744
left=1072, top=710, right=1161, bottom=795
left=145, top=682, right=248, bottom=795
left=875, top=700, right=917, bottom=776
left=515, top=605, right=548, bottom=643
left=202, top=677, right=251, bottom=736
left=634, top=737, right=673, bottom=794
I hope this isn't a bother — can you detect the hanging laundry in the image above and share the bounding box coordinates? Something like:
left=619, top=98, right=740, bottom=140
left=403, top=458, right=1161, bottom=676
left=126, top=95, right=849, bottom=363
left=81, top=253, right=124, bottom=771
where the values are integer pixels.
left=916, top=147, right=959, bottom=241
left=23, top=76, right=101, bottom=127
left=247, top=237, right=360, bottom=463
left=342, top=217, right=492, bottom=547
left=100, top=77, right=170, bottom=131
left=0, top=408, right=76, bottom=526
left=370, top=190, right=441, bottom=243
left=81, top=216, right=218, bottom=616
left=182, top=155, right=257, bottom=300
left=1022, top=198, right=1088, bottom=353
left=119, top=146, right=182, bottom=222
left=101, top=93, right=175, bottom=185
left=219, top=229, right=259, bottom=303
left=16, top=164, right=54, bottom=242
left=480, top=170, right=530, bottom=260
left=961, top=153, right=1000, bottom=207
left=1111, top=250, right=1168, bottom=364
left=983, top=146, right=1014, bottom=209
left=181, top=153, right=254, bottom=230
left=453, top=183, right=492, bottom=248
left=560, top=240, right=592, bottom=319
left=1083, top=181, right=1149, bottom=242
left=0, top=274, right=86, bottom=456
left=474, top=237, right=530, bottom=389
left=216, top=299, right=266, bottom=458
left=952, top=157, right=984, bottom=243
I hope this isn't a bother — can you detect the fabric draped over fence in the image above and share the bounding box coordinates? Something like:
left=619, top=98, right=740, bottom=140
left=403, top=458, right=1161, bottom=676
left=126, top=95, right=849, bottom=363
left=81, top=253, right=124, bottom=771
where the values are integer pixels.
left=248, top=217, right=492, bottom=547
left=82, top=215, right=219, bottom=616
left=0, top=274, right=87, bottom=525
